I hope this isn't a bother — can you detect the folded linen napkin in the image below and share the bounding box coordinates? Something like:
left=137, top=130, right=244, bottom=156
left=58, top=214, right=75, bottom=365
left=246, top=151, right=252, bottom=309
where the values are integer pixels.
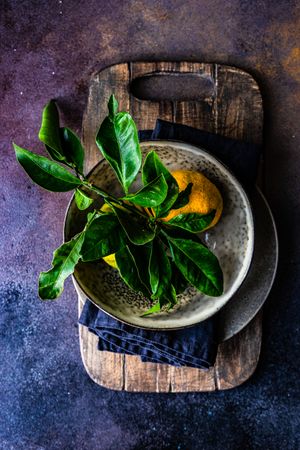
left=79, top=299, right=217, bottom=369
left=78, top=120, right=261, bottom=369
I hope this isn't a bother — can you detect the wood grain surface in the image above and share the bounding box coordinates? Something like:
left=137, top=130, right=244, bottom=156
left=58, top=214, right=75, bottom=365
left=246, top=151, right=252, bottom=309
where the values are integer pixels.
left=79, top=62, right=263, bottom=392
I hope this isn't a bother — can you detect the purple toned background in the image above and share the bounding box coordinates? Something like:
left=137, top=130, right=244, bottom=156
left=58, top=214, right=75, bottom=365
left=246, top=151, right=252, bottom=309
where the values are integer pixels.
left=1, top=1, right=300, bottom=448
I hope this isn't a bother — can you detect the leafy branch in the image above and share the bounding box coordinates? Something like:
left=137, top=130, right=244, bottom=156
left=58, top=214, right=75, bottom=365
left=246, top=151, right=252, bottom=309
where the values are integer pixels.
left=13, top=95, right=223, bottom=314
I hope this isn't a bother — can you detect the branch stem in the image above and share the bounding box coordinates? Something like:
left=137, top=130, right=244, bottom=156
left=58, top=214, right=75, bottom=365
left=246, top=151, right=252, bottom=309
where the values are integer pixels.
left=82, top=180, right=148, bottom=217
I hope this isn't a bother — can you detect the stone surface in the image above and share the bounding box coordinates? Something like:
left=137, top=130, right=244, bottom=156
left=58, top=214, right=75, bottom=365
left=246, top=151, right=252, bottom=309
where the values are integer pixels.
left=1, top=0, right=300, bottom=448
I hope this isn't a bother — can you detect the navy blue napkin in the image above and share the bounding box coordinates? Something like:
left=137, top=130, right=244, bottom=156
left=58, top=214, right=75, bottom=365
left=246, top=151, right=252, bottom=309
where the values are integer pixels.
left=79, top=120, right=261, bottom=369
left=144, top=119, right=261, bottom=188
left=79, top=300, right=216, bottom=369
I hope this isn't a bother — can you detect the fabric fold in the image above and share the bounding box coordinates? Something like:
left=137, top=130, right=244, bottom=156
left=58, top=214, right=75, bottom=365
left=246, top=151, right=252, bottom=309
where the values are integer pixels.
left=79, top=299, right=218, bottom=369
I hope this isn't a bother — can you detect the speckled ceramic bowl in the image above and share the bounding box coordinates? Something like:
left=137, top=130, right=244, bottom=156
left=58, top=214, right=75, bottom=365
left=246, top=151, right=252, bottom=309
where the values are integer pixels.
left=64, top=141, right=254, bottom=330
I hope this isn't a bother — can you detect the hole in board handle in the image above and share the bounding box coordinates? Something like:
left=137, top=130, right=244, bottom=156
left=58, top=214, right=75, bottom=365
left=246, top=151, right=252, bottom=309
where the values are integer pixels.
left=130, top=72, right=215, bottom=102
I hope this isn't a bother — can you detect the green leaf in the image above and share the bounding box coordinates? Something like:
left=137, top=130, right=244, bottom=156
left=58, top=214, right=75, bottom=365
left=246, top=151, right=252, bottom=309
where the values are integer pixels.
left=127, top=243, right=152, bottom=293
left=123, top=174, right=168, bottom=207
left=38, top=100, right=64, bottom=163
left=170, top=261, right=188, bottom=294
left=81, top=214, right=127, bottom=262
left=142, top=285, right=177, bottom=316
left=87, top=211, right=94, bottom=222
left=38, top=212, right=97, bottom=299
left=167, top=237, right=223, bottom=296
left=38, top=101, right=85, bottom=173
left=75, top=189, right=94, bottom=210
left=149, top=239, right=172, bottom=299
left=115, top=245, right=150, bottom=297
left=160, top=225, right=203, bottom=246
left=142, top=151, right=179, bottom=217
left=60, top=127, right=84, bottom=174
left=108, top=94, right=119, bottom=117
left=163, top=284, right=178, bottom=309
left=168, top=210, right=216, bottom=233
left=170, top=183, right=193, bottom=210
left=109, top=203, right=155, bottom=245
left=14, top=144, right=82, bottom=192
left=96, top=99, right=141, bottom=193
left=39, top=232, right=85, bottom=300
left=141, top=299, right=162, bottom=316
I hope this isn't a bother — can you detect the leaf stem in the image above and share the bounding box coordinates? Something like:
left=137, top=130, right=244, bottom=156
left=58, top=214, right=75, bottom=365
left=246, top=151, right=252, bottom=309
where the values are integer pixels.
left=82, top=180, right=116, bottom=200
left=82, top=180, right=148, bottom=218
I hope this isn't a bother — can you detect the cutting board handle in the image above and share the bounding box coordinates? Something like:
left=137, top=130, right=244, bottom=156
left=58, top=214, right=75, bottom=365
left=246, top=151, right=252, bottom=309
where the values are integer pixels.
left=130, top=71, right=216, bottom=102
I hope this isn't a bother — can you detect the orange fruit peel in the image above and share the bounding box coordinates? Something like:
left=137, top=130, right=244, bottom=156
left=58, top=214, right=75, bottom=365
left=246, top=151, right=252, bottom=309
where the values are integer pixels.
left=162, top=170, right=223, bottom=229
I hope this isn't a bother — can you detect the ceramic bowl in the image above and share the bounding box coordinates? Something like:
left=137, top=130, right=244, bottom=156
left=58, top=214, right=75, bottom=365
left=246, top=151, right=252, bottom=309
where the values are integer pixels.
left=64, top=141, right=254, bottom=330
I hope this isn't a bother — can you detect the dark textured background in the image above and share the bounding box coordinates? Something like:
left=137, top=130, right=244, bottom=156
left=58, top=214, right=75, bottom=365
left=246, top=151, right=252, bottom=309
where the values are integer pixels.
left=1, top=1, right=300, bottom=449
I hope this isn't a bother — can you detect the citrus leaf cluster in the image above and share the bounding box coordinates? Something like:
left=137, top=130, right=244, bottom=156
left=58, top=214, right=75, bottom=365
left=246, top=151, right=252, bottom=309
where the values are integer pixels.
left=13, top=95, right=223, bottom=314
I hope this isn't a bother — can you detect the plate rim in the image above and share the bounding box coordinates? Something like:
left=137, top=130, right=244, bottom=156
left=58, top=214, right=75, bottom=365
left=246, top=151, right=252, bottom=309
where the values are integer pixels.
left=220, top=186, right=278, bottom=341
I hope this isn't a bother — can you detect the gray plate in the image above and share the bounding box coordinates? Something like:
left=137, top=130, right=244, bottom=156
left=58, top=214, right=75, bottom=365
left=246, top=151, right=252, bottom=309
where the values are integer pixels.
left=74, top=187, right=278, bottom=342
left=66, top=141, right=255, bottom=331
left=65, top=141, right=278, bottom=340
left=219, top=187, right=278, bottom=341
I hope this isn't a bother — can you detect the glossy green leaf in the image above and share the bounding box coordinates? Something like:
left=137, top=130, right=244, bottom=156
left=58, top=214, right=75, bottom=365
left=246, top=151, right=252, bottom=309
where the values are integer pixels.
left=75, top=189, right=94, bottom=210
left=127, top=243, right=152, bottom=293
left=38, top=101, right=85, bottom=173
left=163, top=283, right=178, bottom=309
left=141, top=299, right=162, bottom=316
left=60, top=127, right=84, bottom=174
left=142, top=285, right=177, bottom=316
left=170, top=261, right=188, bottom=294
left=108, top=94, right=119, bottom=117
left=39, top=232, right=85, bottom=300
left=168, top=210, right=216, bottom=233
left=123, top=174, right=168, bottom=207
left=14, top=144, right=82, bottom=192
left=81, top=214, right=126, bottom=262
left=38, top=212, right=97, bottom=300
left=149, top=239, right=172, bottom=299
left=87, top=211, right=95, bottom=222
left=115, top=245, right=150, bottom=297
left=160, top=224, right=203, bottom=245
left=96, top=97, right=141, bottom=193
left=38, top=100, right=65, bottom=162
left=142, top=151, right=179, bottom=217
left=167, top=237, right=223, bottom=296
left=109, top=203, right=156, bottom=245
left=170, top=182, right=193, bottom=210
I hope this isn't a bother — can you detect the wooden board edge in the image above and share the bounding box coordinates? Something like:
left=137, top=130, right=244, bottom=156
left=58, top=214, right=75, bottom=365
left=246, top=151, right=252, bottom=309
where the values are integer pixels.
left=214, top=312, right=263, bottom=390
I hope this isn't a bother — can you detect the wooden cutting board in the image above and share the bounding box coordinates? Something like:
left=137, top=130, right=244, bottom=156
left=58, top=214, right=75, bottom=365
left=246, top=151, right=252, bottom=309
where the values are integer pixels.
left=78, top=62, right=263, bottom=392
